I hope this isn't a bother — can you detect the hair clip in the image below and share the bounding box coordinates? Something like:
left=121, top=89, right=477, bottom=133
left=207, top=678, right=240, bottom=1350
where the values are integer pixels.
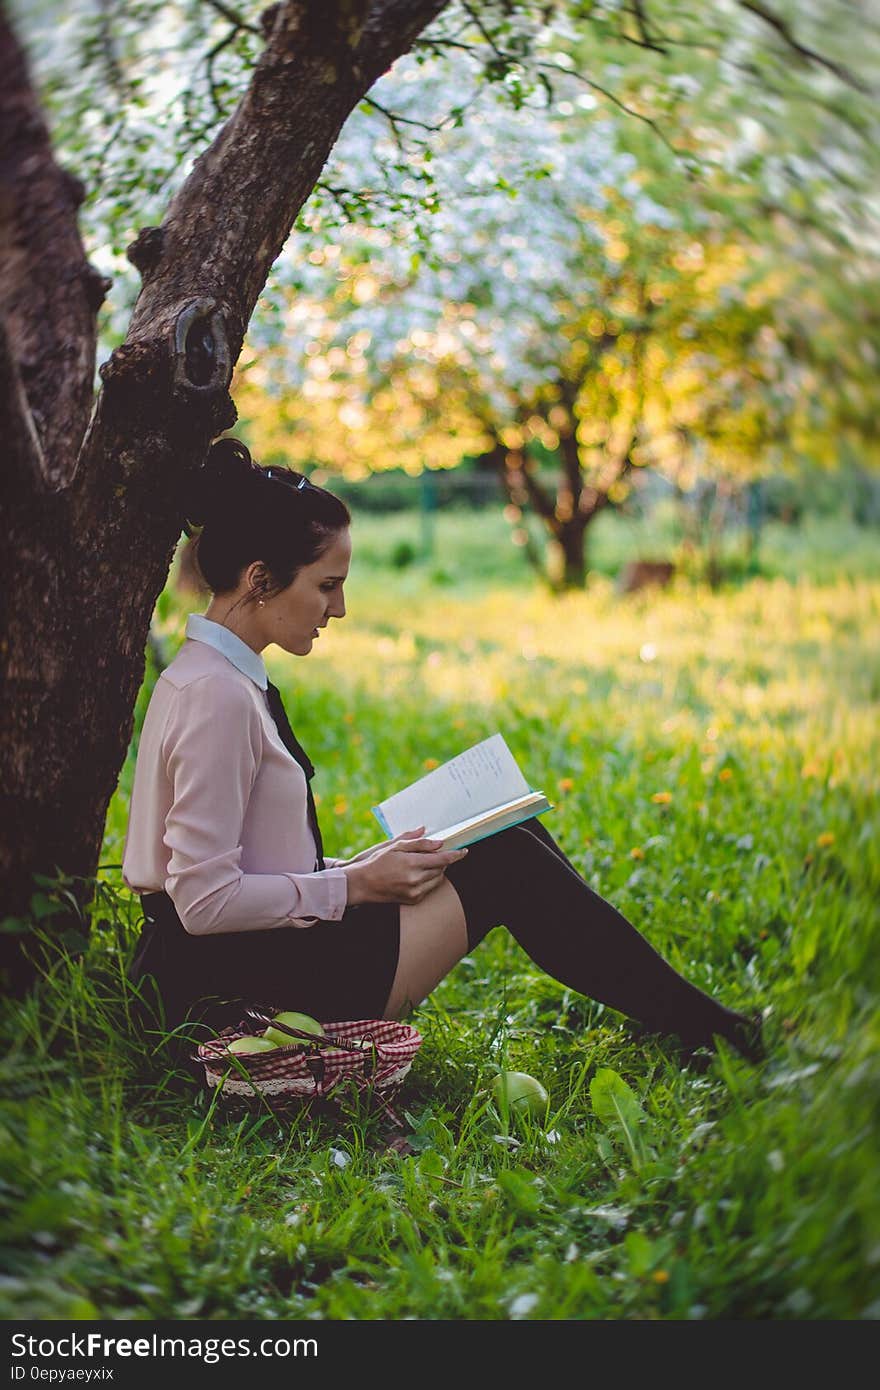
left=264, top=467, right=315, bottom=492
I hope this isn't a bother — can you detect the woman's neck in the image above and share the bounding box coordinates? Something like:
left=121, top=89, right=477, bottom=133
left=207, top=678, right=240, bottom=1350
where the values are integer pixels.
left=202, top=598, right=265, bottom=654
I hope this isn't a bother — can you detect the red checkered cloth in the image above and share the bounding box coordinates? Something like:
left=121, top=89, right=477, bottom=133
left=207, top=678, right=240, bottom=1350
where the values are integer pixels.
left=195, top=1017, right=422, bottom=1117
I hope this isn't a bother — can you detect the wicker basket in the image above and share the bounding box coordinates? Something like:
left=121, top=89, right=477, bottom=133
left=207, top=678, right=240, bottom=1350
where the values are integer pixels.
left=194, top=1009, right=422, bottom=1117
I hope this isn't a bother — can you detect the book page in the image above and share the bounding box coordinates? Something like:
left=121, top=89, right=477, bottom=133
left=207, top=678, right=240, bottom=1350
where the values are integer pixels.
left=374, top=733, right=532, bottom=838
left=434, top=792, right=550, bottom=846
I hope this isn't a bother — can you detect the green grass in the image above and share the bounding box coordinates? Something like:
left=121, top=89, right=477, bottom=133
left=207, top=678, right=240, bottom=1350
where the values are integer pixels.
left=335, top=502, right=880, bottom=591
left=2, top=514, right=879, bottom=1320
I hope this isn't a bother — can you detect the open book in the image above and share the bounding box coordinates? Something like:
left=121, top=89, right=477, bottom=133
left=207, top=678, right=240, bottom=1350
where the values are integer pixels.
left=372, top=733, right=552, bottom=851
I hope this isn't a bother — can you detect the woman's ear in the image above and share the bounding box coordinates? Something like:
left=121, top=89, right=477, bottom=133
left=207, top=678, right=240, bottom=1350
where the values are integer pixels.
left=245, top=560, right=269, bottom=596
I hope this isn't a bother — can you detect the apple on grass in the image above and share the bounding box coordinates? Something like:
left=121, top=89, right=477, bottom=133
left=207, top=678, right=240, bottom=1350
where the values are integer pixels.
left=490, top=1070, right=550, bottom=1121
left=263, top=1011, right=325, bottom=1048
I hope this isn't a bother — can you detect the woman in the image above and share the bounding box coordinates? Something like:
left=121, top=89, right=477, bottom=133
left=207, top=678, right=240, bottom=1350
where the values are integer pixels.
left=123, top=439, right=763, bottom=1063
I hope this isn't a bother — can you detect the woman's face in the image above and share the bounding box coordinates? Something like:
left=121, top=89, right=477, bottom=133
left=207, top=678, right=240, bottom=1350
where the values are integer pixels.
left=258, top=527, right=351, bottom=656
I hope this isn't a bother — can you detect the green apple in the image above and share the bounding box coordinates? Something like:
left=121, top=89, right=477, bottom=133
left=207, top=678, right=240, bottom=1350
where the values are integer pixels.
left=491, top=1070, right=549, bottom=1120
left=263, top=1010, right=325, bottom=1048
left=227, top=1035, right=277, bottom=1055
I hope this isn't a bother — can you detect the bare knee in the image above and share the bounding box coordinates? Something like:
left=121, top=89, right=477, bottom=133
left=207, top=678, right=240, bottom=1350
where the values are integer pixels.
left=383, top=878, right=469, bottom=1020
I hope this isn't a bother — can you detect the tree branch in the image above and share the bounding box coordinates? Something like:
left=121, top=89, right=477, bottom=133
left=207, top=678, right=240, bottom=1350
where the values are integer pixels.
left=627, top=1, right=668, bottom=55
left=505, top=442, right=561, bottom=535
left=97, top=0, right=133, bottom=99
left=362, top=92, right=461, bottom=140
left=536, top=61, right=682, bottom=159
left=558, top=424, right=583, bottom=515
left=205, top=28, right=240, bottom=119
left=354, top=0, right=450, bottom=82
left=113, top=0, right=449, bottom=384
left=0, top=10, right=107, bottom=492
left=205, top=0, right=261, bottom=36
left=737, top=1, right=874, bottom=95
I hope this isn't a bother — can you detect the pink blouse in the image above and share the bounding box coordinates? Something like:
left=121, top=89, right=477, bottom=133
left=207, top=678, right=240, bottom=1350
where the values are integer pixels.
left=121, top=614, right=349, bottom=935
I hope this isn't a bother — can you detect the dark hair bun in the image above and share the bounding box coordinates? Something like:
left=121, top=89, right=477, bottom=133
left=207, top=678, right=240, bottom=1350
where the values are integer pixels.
left=181, top=438, right=257, bottom=531
left=178, top=435, right=351, bottom=595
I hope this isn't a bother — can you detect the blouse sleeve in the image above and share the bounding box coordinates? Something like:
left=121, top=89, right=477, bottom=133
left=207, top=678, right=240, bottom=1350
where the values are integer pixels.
left=161, top=676, right=348, bottom=935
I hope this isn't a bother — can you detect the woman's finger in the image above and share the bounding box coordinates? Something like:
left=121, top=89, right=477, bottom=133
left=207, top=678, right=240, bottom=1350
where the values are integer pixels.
left=407, top=842, right=468, bottom=859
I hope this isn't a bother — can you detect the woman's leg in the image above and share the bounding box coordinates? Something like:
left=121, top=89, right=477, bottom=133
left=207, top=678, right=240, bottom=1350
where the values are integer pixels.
left=383, top=879, right=469, bottom=1020
left=386, top=823, right=761, bottom=1057
left=381, top=825, right=574, bottom=1020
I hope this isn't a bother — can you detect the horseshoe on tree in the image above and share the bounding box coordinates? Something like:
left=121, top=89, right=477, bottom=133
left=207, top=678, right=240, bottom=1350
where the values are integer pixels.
left=171, top=298, right=232, bottom=397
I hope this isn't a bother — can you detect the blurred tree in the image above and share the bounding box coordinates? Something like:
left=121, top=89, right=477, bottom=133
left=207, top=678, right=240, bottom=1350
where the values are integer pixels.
left=1, top=0, right=877, bottom=976
left=237, top=52, right=874, bottom=588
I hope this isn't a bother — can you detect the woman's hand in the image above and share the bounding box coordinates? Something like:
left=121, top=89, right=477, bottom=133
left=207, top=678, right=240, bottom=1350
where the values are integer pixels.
left=343, top=826, right=468, bottom=906
left=333, top=829, right=420, bottom=868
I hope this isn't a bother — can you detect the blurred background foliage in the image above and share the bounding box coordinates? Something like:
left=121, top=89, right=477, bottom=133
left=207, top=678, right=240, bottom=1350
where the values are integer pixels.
left=12, top=0, right=880, bottom=590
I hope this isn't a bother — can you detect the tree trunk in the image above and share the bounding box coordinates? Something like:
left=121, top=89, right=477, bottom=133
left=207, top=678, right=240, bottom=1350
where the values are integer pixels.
left=547, top=519, right=588, bottom=590
left=0, top=0, right=448, bottom=990
left=483, top=427, right=609, bottom=592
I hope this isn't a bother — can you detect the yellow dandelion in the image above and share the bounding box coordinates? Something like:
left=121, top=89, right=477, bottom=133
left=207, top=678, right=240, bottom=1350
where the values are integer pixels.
left=630, top=847, right=645, bottom=859
left=651, top=791, right=672, bottom=804
left=801, top=761, right=822, bottom=779
left=423, top=757, right=439, bottom=771
left=344, top=712, right=355, bottom=724
left=558, top=777, right=575, bottom=793
left=816, top=831, right=835, bottom=847
left=718, top=768, right=733, bottom=782
left=333, top=799, right=348, bottom=815
left=652, top=1270, right=670, bottom=1285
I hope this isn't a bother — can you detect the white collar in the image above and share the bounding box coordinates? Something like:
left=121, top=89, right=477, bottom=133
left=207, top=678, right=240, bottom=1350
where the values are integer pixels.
left=185, top=613, right=268, bottom=690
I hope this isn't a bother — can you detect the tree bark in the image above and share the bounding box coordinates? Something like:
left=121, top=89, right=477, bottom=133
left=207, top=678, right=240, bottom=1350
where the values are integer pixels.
left=0, top=0, right=448, bottom=989
left=0, top=10, right=106, bottom=494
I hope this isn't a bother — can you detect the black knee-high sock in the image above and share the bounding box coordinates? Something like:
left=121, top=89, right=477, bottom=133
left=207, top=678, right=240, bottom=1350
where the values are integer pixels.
left=444, top=821, right=756, bottom=1054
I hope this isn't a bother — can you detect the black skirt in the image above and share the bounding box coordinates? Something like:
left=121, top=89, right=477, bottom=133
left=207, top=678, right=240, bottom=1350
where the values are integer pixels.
left=129, top=890, right=401, bottom=1045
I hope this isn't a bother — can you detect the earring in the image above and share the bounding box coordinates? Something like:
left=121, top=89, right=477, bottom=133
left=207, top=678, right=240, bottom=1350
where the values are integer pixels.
left=258, top=598, right=264, bottom=607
